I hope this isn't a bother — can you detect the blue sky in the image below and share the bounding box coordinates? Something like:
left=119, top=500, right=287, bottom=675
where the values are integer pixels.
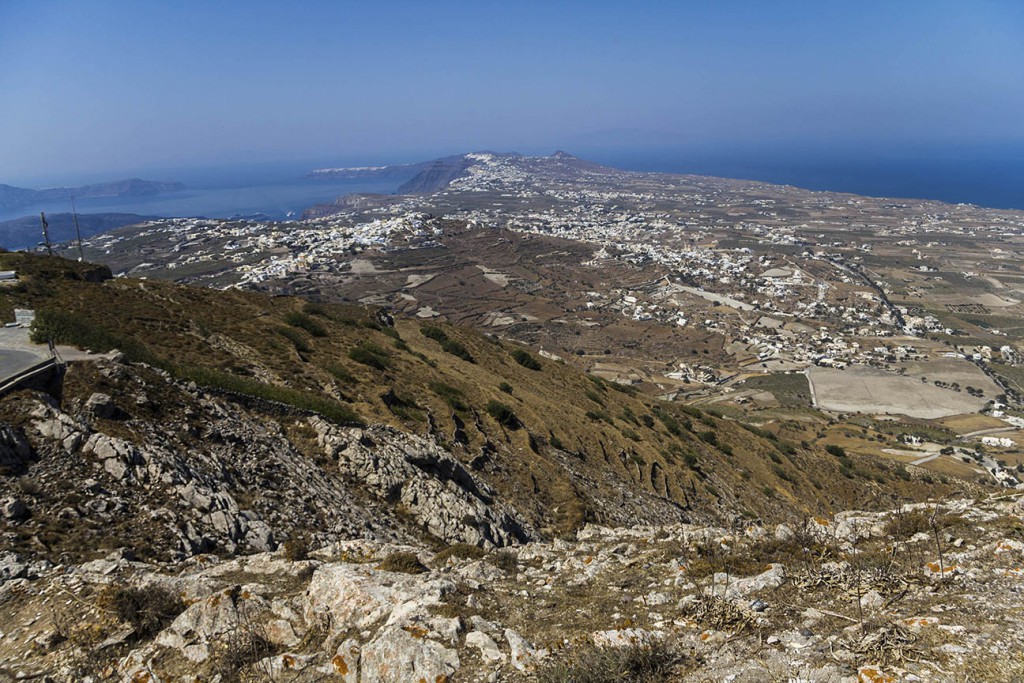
left=1, top=0, right=1022, bottom=185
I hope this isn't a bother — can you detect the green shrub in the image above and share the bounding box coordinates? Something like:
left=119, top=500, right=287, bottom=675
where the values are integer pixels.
left=377, top=551, right=427, bottom=574
left=302, top=302, right=329, bottom=317
left=486, top=400, right=521, bottom=429
left=326, top=363, right=357, bottom=384
left=741, top=423, right=777, bottom=441
left=653, top=408, right=682, bottom=436
left=429, top=381, right=467, bottom=411
left=363, top=319, right=400, bottom=339
left=441, top=338, right=475, bottom=363
left=680, top=405, right=703, bottom=418
left=825, top=444, right=847, bottom=457
left=420, top=324, right=448, bottom=342
left=512, top=348, right=542, bottom=370
left=348, top=342, right=390, bottom=370
left=607, top=381, right=639, bottom=395
left=278, top=326, right=311, bottom=353
left=776, top=441, right=797, bottom=456
left=420, top=324, right=474, bottom=362
left=487, top=550, right=519, bottom=573
left=498, top=381, right=513, bottom=394
left=284, top=311, right=328, bottom=337
left=29, top=309, right=157, bottom=364
left=772, top=464, right=793, bottom=482
left=699, top=430, right=718, bottom=446
left=175, top=365, right=362, bottom=425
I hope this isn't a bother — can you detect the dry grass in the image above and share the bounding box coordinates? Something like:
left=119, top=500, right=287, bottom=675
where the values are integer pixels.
left=953, top=652, right=1024, bottom=682
left=535, top=639, right=685, bottom=683
left=432, top=543, right=486, bottom=566
left=95, top=583, right=185, bottom=640
left=377, top=551, right=428, bottom=574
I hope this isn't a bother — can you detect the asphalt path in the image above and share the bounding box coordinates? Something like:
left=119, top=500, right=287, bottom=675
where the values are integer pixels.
left=0, top=327, right=51, bottom=384
left=0, top=348, right=46, bottom=380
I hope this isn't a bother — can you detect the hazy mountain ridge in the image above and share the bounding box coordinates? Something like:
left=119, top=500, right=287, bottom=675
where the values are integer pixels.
left=0, top=178, right=185, bottom=213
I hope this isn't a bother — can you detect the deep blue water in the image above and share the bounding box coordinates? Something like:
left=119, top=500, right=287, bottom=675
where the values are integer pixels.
left=6, top=145, right=1024, bottom=225
left=0, top=176, right=405, bottom=223
left=586, top=147, right=1024, bottom=210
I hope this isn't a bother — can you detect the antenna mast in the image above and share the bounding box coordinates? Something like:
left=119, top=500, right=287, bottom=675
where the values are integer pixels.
left=71, top=195, right=84, bottom=261
left=39, top=212, right=54, bottom=256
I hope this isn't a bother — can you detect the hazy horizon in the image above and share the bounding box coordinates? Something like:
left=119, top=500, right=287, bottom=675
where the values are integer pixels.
left=2, top=1, right=1023, bottom=186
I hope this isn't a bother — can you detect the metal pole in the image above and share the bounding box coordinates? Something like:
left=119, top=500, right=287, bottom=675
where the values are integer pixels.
left=40, top=212, right=53, bottom=256
left=71, top=196, right=84, bottom=261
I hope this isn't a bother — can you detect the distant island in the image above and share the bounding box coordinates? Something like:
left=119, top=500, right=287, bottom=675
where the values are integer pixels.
left=305, top=162, right=430, bottom=182
left=0, top=178, right=185, bottom=213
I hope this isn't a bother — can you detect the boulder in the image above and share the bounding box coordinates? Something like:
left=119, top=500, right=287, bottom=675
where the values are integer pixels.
left=304, top=562, right=454, bottom=633
left=0, top=496, right=28, bottom=521
left=504, top=629, right=546, bottom=672
left=0, top=425, right=33, bottom=473
left=86, top=392, right=122, bottom=420
left=360, top=625, right=459, bottom=683
left=0, top=552, right=27, bottom=582
left=465, top=630, right=505, bottom=664
left=84, top=433, right=142, bottom=482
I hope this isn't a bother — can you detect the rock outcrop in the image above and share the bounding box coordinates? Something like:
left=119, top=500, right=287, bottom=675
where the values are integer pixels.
left=0, top=357, right=540, bottom=573
left=311, top=419, right=531, bottom=547
left=2, top=497, right=1024, bottom=681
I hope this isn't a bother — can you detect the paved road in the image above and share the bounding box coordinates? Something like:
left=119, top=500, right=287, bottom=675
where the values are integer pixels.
left=957, top=426, right=1018, bottom=441
left=911, top=452, right=942, bottom=466
left=0, top=327, right=51, bottom=384
left=0, top=348, right=45, bottom=377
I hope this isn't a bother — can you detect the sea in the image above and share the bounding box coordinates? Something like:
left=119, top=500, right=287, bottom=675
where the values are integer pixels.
left=589, top=145, right=1024, bottom=211
left=5, top=145, right=1023, bottom=226
left=0, top=176, right=405, bottom=224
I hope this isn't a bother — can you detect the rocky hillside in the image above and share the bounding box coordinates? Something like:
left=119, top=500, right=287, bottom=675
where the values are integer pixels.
left=2, top=493, right=1023, bottom=681
left=0, top=252, right=962, bottom=540
left=396, top=154, right=479, bottom=194
left=0, top=252, right=1002, bottom=680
